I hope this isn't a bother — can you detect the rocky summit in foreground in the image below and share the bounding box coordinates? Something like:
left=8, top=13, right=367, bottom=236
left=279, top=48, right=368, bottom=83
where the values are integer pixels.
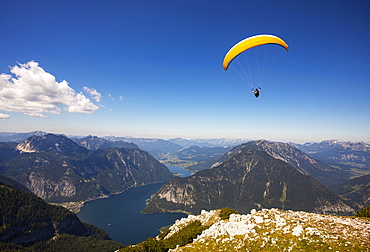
left=154, top=208, right=370, bottom=251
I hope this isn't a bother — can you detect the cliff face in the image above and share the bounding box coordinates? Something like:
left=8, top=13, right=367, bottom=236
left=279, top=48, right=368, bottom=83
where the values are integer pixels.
left=0, top=134, right=173, bottom=204
left=143, top=146, right=354, bottom=216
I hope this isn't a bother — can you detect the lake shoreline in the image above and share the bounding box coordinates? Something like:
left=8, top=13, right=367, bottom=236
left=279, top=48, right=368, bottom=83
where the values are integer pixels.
left=76, top=180, right=188, bottom=245
left=55, top=179, right=171, bottom=213
left=56, top=166, right=192, bottom=213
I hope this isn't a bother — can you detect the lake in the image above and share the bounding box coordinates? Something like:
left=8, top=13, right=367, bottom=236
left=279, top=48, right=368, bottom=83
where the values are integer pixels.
left=77, top=166, right=191, bottom=245
left=166, top=165, right=193, bottom=177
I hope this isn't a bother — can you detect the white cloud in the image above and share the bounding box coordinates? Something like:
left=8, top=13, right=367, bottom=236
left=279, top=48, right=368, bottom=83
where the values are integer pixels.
left=119, top=95, right=123, bottom=101
left=83, top=86, right=102, bottom=102
left=107, top=94, right=114, bottom=100
left=0, top=61, right=99, bottom=117
left=0, top=113, right=10, bottom=120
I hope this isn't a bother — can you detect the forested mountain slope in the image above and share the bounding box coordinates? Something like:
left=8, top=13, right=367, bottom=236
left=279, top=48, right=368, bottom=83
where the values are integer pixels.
left=0, top=179, right=124, bottom=251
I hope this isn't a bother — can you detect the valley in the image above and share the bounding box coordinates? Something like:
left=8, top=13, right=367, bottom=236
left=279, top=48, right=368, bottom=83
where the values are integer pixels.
left=0, top=131, right=369, bottom=250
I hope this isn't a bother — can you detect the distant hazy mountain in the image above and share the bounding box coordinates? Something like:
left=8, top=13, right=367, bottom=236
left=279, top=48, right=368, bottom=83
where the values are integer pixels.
left=165, top=145, right=233, bottom=171
left=143, top=143, right=354, bottom=216
left=103, top=136, right=183, bottom=155
left=0, top=130, right=47, bottom=142
left=0, top=134, right=172, bottom=204
left=175, top=146, right=231, bottom=160
left=294, top=140, right=370, bottom=153
left=332, top=174, right=370, bottom=210
left=168, top=138, right=250, bottom=147
left=0, top=178, right=123, bottom=250
left=75, top=135, right=139, bottom=150
left=294, top=140, right=370, bottom=178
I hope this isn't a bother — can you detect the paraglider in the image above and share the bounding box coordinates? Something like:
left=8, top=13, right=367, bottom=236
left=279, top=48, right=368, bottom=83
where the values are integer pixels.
left=252, top=87, right=261, bottom=98
left=223, top=34, right=288, bottom=98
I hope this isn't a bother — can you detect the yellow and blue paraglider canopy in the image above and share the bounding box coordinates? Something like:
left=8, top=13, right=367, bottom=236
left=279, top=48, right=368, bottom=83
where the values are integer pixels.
left=223, top=34, right=288, bottom=71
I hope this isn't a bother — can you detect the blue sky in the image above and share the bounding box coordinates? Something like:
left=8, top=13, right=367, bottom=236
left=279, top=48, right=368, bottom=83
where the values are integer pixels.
left=0, top=0, right=369, bottom=143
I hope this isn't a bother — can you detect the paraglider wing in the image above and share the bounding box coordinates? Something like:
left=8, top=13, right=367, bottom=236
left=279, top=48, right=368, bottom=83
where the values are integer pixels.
left=223, top=34, right=288, bottom=71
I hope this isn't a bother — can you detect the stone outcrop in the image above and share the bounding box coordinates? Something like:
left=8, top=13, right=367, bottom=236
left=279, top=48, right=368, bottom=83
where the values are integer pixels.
left=165, top=208, right=370, bottom=251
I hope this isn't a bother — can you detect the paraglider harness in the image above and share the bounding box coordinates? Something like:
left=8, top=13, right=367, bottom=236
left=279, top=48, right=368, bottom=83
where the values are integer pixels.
left=252, top=86, right=261, bottom=98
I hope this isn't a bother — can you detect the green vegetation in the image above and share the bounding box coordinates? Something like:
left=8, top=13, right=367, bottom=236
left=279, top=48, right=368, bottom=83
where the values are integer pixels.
left=163, top=221, right=209, bottom=249
left=0, top=181, right=75, bottom=237
left=219, top=207, right=239, bottom=220
left=178, top=235, right=370, bottom=252
left=0, top=180, right=124, bottom=251
left=120, top=220, right=209, bottom=252
left=355, top=205, right=370, bottom=218
left=169, top=208, right=369, bottom=251
left=0, top=234, right=124, bottom=252
left=332, top=173, right=370, bottom=209
left=120, top=207, right=370, bottom=252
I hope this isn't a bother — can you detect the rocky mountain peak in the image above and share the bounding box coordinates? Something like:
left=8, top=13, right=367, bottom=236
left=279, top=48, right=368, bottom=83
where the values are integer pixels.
left=247, top=140, right=340, bottom=186
left=16, top=133, right=87, bottom=155
left=143, top=145, right=354, bottom=216
left=211, top=140, right=337, bottom=186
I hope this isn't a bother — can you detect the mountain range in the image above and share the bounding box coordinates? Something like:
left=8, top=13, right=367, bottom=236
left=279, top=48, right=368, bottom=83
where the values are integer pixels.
left=167, top=138, right=250, bottom=148
left=1, top=131, right=369, bottom=215
left=1, top=131, right=370, bottom=251
left=0, top=132, right=250, bottom=154
left=2, top=132, right=369, bottom=178
left=0, top=133, right=172, bottom=209
left=0, top=131, right=47, bottom=142
left=75, top=135, right=139, bottom=150
left=143, top=141, right=355, bottom=216
left=294, top=140, right=370, bottom=178
left=102, top=136, right=184, bottom=155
